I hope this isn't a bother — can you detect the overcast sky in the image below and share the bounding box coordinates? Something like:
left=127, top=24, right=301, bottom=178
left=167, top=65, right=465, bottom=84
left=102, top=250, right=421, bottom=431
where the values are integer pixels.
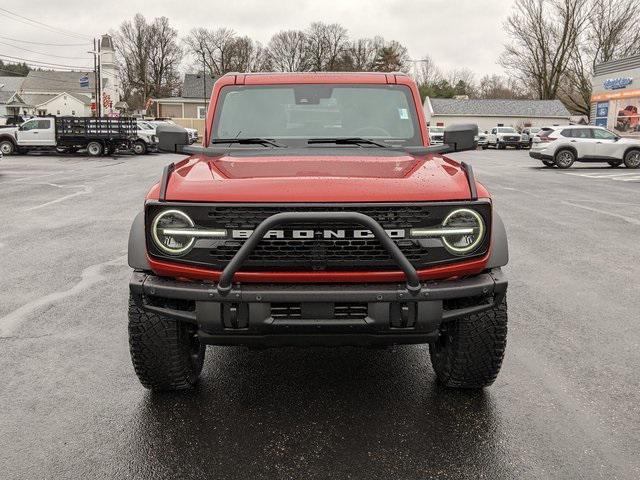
left=0, top=0, right=516, bottom=79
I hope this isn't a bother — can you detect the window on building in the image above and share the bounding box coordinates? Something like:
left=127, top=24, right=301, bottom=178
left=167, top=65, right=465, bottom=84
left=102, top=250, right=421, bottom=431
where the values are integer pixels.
left=103, top=78, right=109, bottom=87
left=71, top=110, right=76, bottom=116
left=197, top=106, right=207, bottom=119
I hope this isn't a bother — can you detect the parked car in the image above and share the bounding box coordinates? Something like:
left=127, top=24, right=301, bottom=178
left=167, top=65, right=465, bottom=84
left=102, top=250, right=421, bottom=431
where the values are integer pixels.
left=428, top=126, right=444, bottom=144
left=0, top=116, right=137, bottom=156
left=133, top=122, right=159, bottom=155
left=520, top=127, right=541, bottom=148
left=150, top=120, right=198, bottom=144
left=477, top=131, right=489, bottom=149
left=127, top=72, right=510, bottom=392
left=487, top=126, right=522, bottom=149
left=529, top=125, right=640, bottom=168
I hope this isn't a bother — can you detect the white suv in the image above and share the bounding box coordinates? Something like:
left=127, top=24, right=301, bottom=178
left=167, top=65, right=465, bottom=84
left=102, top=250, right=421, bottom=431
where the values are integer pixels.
left=529, top=125, right=640, bottom=169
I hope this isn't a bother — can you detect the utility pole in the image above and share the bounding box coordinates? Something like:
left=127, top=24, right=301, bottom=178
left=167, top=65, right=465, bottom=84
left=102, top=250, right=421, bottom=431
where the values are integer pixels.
left=202, top=50, right=207, bottom=117
left=97, top=37, right=102, bottom=117
left=90, top=38, right=99, bottom=117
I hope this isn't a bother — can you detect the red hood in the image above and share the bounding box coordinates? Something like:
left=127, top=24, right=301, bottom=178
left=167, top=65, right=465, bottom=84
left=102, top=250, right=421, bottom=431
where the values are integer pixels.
left=148, top=151, right=488, bottom=202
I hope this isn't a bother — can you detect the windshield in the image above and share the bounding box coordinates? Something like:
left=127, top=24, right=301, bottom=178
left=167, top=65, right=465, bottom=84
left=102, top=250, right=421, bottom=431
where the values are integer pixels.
left=212, top=84, right=421, bottom=146
left=429, top=127, right=444, bottom=133
left=498, top=127, right=517, bottom=133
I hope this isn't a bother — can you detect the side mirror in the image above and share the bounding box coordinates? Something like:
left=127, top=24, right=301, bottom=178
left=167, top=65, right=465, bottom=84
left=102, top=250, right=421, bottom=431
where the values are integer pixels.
left=443, top=123, right=478, bottom=152
left=156, top=123, right=190, bottom=153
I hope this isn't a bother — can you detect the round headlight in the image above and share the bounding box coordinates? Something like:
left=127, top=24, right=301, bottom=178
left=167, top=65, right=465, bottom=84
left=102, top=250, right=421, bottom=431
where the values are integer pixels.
left=441, top=208, right=485, bottom=254
left=151, top=209, right=196, bottom=255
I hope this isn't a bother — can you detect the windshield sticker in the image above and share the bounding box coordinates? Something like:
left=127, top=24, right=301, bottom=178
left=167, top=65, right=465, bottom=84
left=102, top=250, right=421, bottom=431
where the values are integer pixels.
left=398, top=108, right=409, bottom=119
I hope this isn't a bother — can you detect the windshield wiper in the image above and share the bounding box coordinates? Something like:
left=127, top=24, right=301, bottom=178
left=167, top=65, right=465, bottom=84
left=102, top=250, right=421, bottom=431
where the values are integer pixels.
left=210, top=138, right=286, bottom=147
left=307, top=137, right=392, bottom=148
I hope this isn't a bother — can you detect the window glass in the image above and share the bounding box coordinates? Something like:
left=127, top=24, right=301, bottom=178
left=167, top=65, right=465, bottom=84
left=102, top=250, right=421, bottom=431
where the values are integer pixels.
left=592, top=128, right=617, bottom=140
left=497, top=127, right=516, bottom=133
left=213, top=84, right=420, bottom=145
left=21, top=120, right=38, bottom=130
left=573, top=128, right=591, bottom=139
left=37, top=120, right=51, bottom=129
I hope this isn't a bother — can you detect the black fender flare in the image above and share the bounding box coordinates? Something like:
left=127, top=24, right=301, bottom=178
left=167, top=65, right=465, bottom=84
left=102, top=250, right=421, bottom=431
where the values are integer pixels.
left=487, top=210, right=509, bottom=268
left=128, top=211, right=151, bottom=271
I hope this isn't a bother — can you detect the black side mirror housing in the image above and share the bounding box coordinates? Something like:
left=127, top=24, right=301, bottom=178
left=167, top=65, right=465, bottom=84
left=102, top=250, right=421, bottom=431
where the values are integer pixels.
left=443, top=123, right=478, bottom=152
left=156, top=123, right=190, bottom=153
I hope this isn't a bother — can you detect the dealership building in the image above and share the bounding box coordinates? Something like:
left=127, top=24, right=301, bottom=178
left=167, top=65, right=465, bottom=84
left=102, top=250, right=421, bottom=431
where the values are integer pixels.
left=591, top=54, right=640, bottom=138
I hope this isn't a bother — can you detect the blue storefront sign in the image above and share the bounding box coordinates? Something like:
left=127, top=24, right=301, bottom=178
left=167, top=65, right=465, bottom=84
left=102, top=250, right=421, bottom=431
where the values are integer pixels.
left=594, top=117, right=608, bottom=127
left=603, top=77, right=633, bottom=90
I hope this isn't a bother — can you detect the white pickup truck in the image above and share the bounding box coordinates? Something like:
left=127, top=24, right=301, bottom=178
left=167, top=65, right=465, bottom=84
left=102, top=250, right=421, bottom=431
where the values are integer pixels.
left=0, top=116, right=143, bottom=156
left=486, top=126, right=522, bottom=149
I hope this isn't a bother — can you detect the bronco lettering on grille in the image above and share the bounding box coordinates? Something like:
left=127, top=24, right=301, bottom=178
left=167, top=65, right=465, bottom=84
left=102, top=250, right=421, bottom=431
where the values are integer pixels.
left=231, top=229, right=406, bottom=239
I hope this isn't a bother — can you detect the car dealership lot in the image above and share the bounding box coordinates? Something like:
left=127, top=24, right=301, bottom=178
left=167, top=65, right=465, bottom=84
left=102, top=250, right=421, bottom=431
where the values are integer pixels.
left=1, top=151, right=639, bottom=479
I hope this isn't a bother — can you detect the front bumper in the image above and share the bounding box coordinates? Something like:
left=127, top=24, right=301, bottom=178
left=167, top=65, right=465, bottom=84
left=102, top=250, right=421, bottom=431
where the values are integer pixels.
left=129, top=268, right=507, bottom=347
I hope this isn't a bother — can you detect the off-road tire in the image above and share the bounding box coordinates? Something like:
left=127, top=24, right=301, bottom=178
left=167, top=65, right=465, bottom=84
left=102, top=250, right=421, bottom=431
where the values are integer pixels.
left=128, top=296, right=205, bottom=391
left=133, top=140, right=147, bottom=155
left=624, top=149, right=640, bottom=169
left=608, top=161, right=622, bottom=168
left=554, top=148, right=575, bottom=169
left=429, top=297, right=508, bottom=389
left=87, top=141, right=103, bottom=157
left=0, top=139, right=15, bottom=155
left=542, top=160, right=555, bottom=167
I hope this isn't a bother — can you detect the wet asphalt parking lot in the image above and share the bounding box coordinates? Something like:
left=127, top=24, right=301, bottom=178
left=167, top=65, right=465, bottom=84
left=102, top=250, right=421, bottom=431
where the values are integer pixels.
left=1, top=149, right=639, bottom=479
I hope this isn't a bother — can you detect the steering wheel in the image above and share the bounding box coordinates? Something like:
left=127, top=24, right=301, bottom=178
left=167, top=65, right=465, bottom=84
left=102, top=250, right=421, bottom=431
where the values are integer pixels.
left=351, top=126, right=391, bottom=137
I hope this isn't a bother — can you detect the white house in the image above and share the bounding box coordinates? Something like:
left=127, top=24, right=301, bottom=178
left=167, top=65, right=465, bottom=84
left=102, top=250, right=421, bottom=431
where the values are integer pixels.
left=423, top=97, right=572, bottom=132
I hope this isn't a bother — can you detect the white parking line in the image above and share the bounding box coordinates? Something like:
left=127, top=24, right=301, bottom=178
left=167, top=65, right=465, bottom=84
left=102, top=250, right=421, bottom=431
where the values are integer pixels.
left=562, top=201, right=640, bottom=226
left=564, top=172, right=640, bottom=182
left=19, top=183, right=93, bottom=212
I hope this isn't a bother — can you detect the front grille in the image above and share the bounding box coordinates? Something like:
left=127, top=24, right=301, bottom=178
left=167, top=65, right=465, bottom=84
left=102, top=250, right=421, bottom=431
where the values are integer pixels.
left=146, top=202, right=491, bottom=271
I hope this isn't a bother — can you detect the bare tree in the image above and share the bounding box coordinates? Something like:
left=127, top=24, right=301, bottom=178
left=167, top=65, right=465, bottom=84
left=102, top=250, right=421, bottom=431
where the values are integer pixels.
left=500, top=0, right=588, bottom=100
left=344, top=37, right=384, bottom=71
left=115, top=14, right=181, bottom=109
left=305, top=22, right=349, bottom=71
left=147, top=17, right=182, bottom=99
left=411, top=54, right=442, bottom=85
left=267, top=30, right=309, bottom=72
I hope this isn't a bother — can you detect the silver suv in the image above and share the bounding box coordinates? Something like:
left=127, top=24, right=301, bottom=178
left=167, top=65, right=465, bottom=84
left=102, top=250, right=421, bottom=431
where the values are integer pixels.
left=529, top=125, right=640, bottom=169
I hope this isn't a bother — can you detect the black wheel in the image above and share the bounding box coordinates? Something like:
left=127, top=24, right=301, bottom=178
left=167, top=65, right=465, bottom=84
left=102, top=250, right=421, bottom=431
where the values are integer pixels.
left=0, top=139, right=15, bottom=155
left=430, top=296, right=508, bottom=389
left=55, top=147, right=68, bottom=154
left=498, top=142, right=505, bottom=150
left=481, top=145, right=488, bottom=150
left=515, top=145, right=521, bottom=150
left=554, top=149, right=575, bottom=169
left=86, top=141, right=103, bottom=157
left=128, top=295, right=205, bottom=391
left=542, top=160, right=555, bottom=167
left=133, top=140, right=147, bottom=155
left=624, top=149, right=640, bottom=168
left=608, top=161, right=622, bottom=168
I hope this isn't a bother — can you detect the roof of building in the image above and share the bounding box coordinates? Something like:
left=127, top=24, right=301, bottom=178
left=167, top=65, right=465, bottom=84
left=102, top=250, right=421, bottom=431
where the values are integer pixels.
left=21, top=93, right=55, bottom=107
left=0, top=91, right=14, bottom=103
left=182, top=73, right=217, bottom=98
left=594, top=54, right=640, bottom=77
left=426, top=98, right=571, bottom=118
left=21, top=71, right=95, bottom=94
left=0, top=76, right=26, bottom=92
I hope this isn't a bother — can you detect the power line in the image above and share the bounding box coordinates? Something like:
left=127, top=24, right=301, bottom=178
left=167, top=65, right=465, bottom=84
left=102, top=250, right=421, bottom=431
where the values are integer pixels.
left=0, top=53, right=92, bottom=70
left=0, top=7, right=91, bottom=41
left=0, top=35, right=89, bottom=47
left=0, top=41, right=90, bottom=60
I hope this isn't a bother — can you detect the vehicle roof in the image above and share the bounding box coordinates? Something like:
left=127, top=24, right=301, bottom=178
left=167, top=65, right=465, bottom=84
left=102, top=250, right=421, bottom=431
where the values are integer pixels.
left=219, top=71, right=411, bottom=85
left=545, top=125, right=602, bottom=129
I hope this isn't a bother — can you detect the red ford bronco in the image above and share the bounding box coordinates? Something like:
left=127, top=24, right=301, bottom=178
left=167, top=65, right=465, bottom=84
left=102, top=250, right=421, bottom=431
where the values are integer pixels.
left=127, top=72, right=509, bottom=391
